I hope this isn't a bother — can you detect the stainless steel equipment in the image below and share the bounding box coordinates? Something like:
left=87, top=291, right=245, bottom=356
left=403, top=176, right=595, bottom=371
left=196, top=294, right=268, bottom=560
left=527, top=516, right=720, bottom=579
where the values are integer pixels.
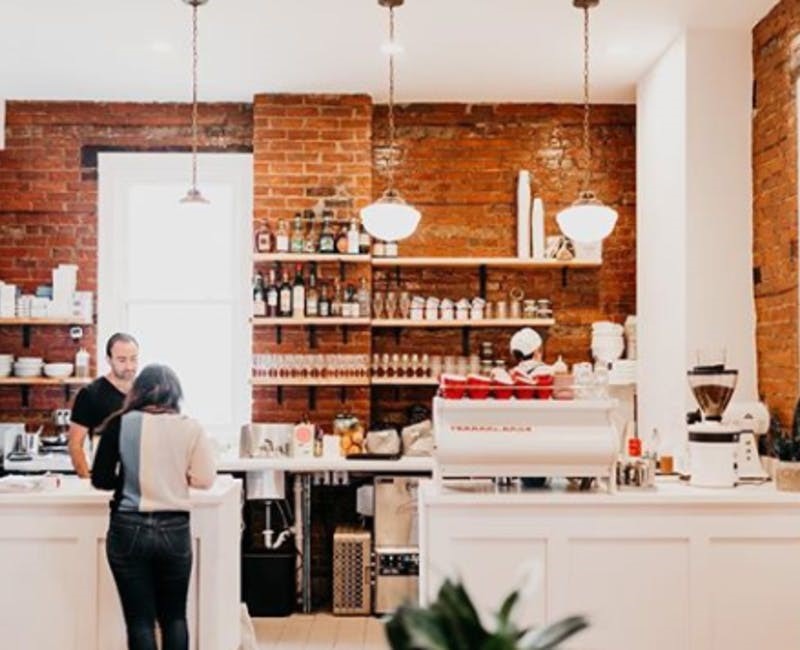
left=332, top=526, right=372, bottom=615
left=374, top=549, right=419, bottom=614
left=240, top=423, right=291, bottom=458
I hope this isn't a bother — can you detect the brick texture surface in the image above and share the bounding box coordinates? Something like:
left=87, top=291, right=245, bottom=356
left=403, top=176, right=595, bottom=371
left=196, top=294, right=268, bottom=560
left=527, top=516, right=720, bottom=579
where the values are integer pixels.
left=753, top=3, right=800, bottom=425
left=0, top=101, right=252, bottom=431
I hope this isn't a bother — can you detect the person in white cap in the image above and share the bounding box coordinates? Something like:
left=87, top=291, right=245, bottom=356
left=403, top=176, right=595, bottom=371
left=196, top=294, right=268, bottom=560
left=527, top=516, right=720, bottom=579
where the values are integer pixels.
left=510, top=327, right=544, bottom=377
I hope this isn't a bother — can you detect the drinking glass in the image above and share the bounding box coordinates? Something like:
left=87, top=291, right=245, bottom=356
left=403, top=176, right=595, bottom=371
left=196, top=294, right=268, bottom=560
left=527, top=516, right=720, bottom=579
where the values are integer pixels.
left=399, top=291, right=411, bottom=319
left=372, top=292, right=385, bottom=319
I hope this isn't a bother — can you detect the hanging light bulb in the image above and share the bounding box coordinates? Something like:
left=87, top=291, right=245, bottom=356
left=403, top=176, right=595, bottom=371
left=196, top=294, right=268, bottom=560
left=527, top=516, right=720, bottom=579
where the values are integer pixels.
left=556, top=0, right=617, bottom=243
left=360, top=0, right=421, bottom=243
left=180, top=0, right=209, bottom=204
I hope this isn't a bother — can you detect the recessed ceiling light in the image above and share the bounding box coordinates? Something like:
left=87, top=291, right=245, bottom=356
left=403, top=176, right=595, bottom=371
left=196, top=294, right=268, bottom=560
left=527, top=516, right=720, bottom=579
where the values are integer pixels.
left=381, top=40, right=404, bottom=56
left=150, top=41, right=174, bottom=54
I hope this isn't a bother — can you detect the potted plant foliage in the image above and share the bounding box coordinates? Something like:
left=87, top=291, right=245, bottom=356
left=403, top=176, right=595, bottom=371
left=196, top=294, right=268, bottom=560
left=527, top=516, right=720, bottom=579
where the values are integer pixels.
left=384, top=578, right=588, bottom=650
left=773, top=398, right=800, bottom=491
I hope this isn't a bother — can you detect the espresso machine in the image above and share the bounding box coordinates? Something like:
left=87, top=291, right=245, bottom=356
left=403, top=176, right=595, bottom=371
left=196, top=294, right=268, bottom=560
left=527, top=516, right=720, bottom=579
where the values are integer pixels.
left=687, top=365, right=742, bottom=488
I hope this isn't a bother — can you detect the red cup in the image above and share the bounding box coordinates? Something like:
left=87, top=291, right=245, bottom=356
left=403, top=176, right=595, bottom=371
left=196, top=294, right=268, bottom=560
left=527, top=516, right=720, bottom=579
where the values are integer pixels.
left=466, top=374, right=492, bottom=400
left=440, top=374, right=467, bottom=399
left=511, top=371, right=536, bottom=400
left=493, top=377, right=514, bottom=400
left=533, top=373, right=554, bottom=400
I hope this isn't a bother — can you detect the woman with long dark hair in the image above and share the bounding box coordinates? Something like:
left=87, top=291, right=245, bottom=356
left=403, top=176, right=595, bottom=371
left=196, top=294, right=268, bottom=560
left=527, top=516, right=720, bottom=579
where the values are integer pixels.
left=91, top=364, right=216, bottom=650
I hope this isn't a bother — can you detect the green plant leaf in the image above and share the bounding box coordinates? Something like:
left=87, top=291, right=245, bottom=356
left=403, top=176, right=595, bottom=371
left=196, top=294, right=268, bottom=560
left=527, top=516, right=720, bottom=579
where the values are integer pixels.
left=384, top=608, right=414, bottom=650
left=481, top=634, right=519, bottom=650
left=435, top=579, right=490, bottom=645
left=404, top=608, right=451, bottom=650
left=519, top=616, right=589, bottom=650
left=496, top=588, right=520, bottom=627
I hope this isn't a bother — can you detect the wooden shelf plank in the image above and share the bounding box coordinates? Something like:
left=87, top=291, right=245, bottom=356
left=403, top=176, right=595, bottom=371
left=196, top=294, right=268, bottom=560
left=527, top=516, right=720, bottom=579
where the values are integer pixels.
left=0, top=377, right=92, bottom=386
left=251, top=317, right=371, bottom=326
left=251, top=377, right=370, bottom=387
left=371, top=318, right=556, bottom=328
left=253, top=253, right=371, bottom=264
left=0, top=318, right=93, bottom=326
left=371, top=257, right=600, bottom=269
left=371, top=377, right=439, bottom=386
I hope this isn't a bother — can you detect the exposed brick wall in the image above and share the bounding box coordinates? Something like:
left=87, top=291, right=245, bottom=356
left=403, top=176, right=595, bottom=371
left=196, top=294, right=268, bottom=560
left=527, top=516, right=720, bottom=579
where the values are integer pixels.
left=753, top=3, right=800, bottom=425
left=0, top=101, right=252, bottom=431
left=252, top=94, right=374, bottom=428
left=370, top=103, right=637, bottom=423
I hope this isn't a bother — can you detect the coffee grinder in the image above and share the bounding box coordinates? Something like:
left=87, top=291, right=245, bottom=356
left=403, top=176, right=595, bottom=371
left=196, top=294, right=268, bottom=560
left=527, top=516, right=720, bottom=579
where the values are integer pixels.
left=687, top=363, right=741, bottom=488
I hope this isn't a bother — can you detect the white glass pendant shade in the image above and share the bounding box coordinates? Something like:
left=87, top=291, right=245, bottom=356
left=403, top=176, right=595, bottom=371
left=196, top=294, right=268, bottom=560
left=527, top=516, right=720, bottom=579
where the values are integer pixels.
left=360, top=188, right=421, bottom=242
left=556, top=191, right=617, bottom=243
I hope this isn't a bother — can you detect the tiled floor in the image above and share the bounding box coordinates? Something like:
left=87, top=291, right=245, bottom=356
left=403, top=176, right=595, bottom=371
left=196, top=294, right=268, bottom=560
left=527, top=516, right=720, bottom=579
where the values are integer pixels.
left=253, top=614, right=390, bottom=650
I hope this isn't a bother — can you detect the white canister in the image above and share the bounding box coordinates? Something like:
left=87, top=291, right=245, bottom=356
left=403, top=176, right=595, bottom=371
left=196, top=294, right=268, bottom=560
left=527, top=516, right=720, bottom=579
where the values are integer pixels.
left=470, top=305, right=484, bottom=321
left=516, top=171, right=532, bottom=259
left=410, top=306, right=424, bottom=321
left=425, top=305, right=439, bottom=321
left=75, top=348, right=90, bottom=378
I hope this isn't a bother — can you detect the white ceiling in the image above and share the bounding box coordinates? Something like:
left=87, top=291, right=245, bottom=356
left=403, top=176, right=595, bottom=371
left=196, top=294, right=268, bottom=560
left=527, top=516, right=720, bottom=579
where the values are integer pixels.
left=0, top=0, right=777, bottom=105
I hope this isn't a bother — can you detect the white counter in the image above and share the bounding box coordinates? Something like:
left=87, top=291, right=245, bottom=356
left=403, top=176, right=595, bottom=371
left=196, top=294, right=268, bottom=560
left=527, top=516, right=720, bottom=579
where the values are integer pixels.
left=0, top=475, right=242, bottom=650
left=419, top=478, right=800, bottom=650
left=217, top=452, right=435, bottom=474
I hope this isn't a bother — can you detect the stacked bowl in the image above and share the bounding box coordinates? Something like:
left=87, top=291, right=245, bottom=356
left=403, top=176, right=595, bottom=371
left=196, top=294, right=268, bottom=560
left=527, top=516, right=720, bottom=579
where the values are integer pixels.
left=591, top=321, right=625, bottom=363
left=14, top=357, right=43, bottom=378
left=0, top=354, right=12, bottom=378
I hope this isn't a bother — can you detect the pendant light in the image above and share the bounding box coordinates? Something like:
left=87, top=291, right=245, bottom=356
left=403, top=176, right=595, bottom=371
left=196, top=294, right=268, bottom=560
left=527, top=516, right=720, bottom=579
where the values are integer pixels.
left=556, top=0, right=617, bottom=243
left=180, top=0, right=209, bottom=204
left=360, top=0, right=421, bottom=243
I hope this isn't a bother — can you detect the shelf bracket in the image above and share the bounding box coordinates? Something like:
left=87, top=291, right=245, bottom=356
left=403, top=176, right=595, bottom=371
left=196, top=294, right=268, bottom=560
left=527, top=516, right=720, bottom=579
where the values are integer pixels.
left=277, top=386, right=284, bottom=405
left=562, top=267, right=568, bottom=288
left=393, top=327, right=402, bottom=346
left=21, top=386, right=30, bottom=408
left=461, top=327, right=471, bottom=356
left=395, top=266, right=401, bottom=286
left=63, top=384, right=74, bottom=404
left=308, top=386, right=317, bottom=411
left=339, top=261, right=346, bottom=282
left=478, top=265, right=487, bottom=300
left=339, top=386, right=347, bottom=403
left=308, top=325, right=318, bottom=349
left=341, top=326, right=350, bottom=345
left=275, top=325, right=282, bottom=345
left=22, top=325, right=32, bottom=348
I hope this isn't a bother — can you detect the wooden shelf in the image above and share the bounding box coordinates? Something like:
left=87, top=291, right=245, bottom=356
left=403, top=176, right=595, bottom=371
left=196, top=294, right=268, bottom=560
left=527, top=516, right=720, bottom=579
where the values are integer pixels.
left=371, top=377, right=439, bottom=386
left=251, top=317, right=371, bottom=327
left=0, top=317, right=93, bottom=326
left=371, top=318, right=556, bottom=328
left=371, top=257, right=600, bottom=269
left=251, top=377, right=370, bottom=387
left=254, top=253, right=371, bottom=264
left=0, top=377, right=91, bottom=386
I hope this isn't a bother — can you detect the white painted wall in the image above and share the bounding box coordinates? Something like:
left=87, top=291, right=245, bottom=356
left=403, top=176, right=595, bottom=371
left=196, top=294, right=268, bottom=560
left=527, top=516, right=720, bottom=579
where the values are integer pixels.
left=637, top=35, right=688, bottom=454
left=686, top=31, right=758, bottom=402
left=0, top=100, right=5, bottom=150
left=636, top=30, right=758, bottom=455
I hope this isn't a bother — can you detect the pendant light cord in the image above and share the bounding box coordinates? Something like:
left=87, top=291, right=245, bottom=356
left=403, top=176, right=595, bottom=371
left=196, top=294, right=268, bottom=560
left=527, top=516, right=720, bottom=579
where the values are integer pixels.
left=190, top=2, right=200, bottom=193
left=387, top=5, right=397, bottom=192
left=581, top=5, right=591, bottom=194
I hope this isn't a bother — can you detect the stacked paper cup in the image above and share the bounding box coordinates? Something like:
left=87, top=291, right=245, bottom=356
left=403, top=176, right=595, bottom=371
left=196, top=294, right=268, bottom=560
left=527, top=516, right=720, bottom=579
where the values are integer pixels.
left=591, top=321, right=625, bottom=364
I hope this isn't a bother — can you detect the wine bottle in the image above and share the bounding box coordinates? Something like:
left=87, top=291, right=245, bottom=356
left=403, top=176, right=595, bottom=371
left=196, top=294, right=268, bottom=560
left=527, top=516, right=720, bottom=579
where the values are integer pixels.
left=265, top=268, right=278, bottom=317
left=290, top=213, right=304, bottom=253
left=305, top=264, right=319, bottom=317
left=292, top=264, right=306, bottom=318
left=278, top=269, right=292, bottom=317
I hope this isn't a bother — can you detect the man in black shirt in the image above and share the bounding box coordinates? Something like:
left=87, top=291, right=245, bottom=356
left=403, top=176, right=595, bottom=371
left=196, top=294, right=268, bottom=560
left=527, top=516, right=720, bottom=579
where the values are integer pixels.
left=68, top=333, right=139, bottom=477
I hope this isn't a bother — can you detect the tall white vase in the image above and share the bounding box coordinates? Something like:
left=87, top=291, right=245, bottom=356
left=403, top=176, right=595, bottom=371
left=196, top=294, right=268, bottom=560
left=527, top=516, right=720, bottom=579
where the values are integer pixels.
left=531, top=197, right=545, bottom=260
left=516, top=171, right=531, bottom=259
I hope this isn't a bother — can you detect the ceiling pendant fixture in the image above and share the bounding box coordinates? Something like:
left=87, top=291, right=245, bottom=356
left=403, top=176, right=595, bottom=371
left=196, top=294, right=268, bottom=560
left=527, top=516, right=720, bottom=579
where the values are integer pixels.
left=556, top=0, right=617, bottom=243
left=360, top=0, right=421, bottom=243
left=180, top=0, right=209, bottom=204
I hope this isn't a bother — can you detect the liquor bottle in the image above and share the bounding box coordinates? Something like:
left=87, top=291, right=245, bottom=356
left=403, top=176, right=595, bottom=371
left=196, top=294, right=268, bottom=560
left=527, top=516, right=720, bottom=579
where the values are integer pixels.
left=335, top=223, right=349, bottom=254
left=290, top=213, right=305, bottom=253
left=384, top=240, right=398, bottom=257
left=302, top=209, right=317, bottom=254
left=318, top=283, right=331, bottom=317
left=292, top=264, right=306, bottom=318
left=344, top=283, right=357, bottom=318
left=305, top=264, right=319, bottom=317
left=275, top=219, right=290, bottom=252
left=331, top=279, right=343, bottom=317
left=358, top=223, right=371, bottom=255
left=278, top=268, right=293, bottom=317
left=255, top=224, right=273, bottom=253
left=356, top=277, right=370, bottom=318
left=252, top=272, right=266, bottom=317
left=318, top=213, right=335, bottom=253
left=265, top=268, right=279, bottom=317
left=347, top=219, right=360, bottom=255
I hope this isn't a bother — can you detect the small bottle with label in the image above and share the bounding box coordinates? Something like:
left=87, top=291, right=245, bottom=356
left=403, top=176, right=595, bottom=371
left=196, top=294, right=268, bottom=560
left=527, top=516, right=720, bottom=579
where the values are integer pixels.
left=335, top=223, right=349, bottom=254
left=75, top=348, right=90, bottom=378
left=302, top=210, right=317, bottom=254
left=318, top=213, right=335, bottom=254
left=318, top=283, right=331, bottom=317
left=275, top=220, right=290, bottom=252
left=384, top=241, right=398, bottom=257
left=255, top=224, right=273, bottom=253
left=347, top=219, right=360, bottom=255
left=359, top=225, right=371, bottom=255
left=290, top=213, right=305, bottom=253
